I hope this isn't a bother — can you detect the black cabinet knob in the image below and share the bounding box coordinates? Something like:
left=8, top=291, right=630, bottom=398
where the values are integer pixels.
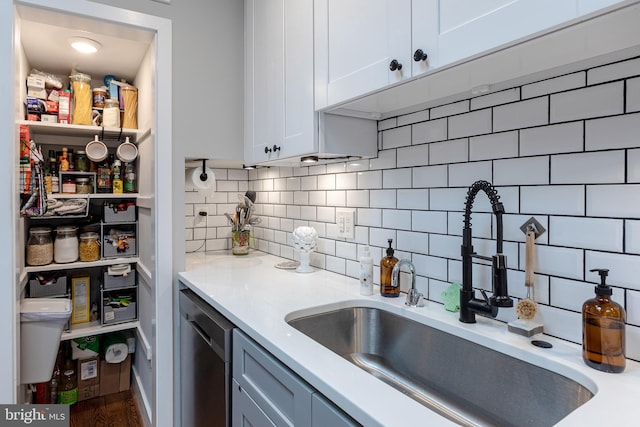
left=272, top=145, right=281, bottom=152
left=264, top=146, right=272, bottom=154
left=413, top=49, right=428, bottom=62
left=389, top=59, right=402, bottom=72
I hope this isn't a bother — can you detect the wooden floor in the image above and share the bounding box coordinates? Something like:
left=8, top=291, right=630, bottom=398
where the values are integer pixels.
left=71, top=390, right=143, bottom=427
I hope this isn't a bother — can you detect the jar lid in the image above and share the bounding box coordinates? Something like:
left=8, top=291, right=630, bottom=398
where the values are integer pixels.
left=79, top=232, right=99, bottom=240
left=104, top=99, right=119, bottom=108
left=30, top=227, right=52, bottom=234
left=77, top=150, right=86, bottom=155
left=75, top=177, right=90, bottom=183
left=55, top=225, right=78, bottom=233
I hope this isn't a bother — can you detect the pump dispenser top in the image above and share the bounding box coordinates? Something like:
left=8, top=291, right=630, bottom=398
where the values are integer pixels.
left=582, top=268, right=626, bottom=373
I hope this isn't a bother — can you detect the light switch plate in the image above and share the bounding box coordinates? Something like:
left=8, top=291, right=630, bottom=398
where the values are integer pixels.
left=336, top=208, right=356, bottom=238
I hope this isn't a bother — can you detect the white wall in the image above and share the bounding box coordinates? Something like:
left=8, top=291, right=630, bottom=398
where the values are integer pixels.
left=186, top=54, right=640, bottom=363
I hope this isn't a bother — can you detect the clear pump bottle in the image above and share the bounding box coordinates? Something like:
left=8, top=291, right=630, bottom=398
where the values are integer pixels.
left=582, top=268, right=626, bottom=373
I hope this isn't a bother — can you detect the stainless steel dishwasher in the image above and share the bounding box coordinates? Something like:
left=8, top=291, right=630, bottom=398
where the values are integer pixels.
left=180, top=288, right=235, bottom=427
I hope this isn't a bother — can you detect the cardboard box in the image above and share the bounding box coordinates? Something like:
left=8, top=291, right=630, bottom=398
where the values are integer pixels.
left=78, top=357, right=99, bottom=387
left=78, top=384, right=100, bottom=402
left=41, top=114, right=58, bottom=123
left=99, top=355, right=131, bottom=396
left=58, top=91, right=71, bottom=124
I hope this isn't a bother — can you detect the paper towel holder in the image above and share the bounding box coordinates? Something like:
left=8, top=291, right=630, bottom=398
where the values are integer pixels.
left=199, top=159, right=208, bottom=182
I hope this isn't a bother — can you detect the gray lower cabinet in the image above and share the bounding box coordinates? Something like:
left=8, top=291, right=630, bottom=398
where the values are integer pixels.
left=232, top=329, right=359, bottom=427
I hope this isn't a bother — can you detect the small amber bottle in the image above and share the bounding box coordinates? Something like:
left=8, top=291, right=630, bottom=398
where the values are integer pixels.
left=582, top=268, right=626, bottom=373
left=380, top=239, right=399, bottom=297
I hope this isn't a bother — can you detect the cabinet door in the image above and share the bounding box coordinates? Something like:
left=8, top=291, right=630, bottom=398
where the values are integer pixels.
left=233, top=330, right=313, bottom=426
left=311, top=393, right=360, bottom=427
left=245, top=0, right=316, bottom=165
left=437, top=0, right=577, bottom=66
left=317, top=0, right=411, bottom=107
left=411, top=0, right=439, bottom=77
left=232, top=380, right=276, bottom=427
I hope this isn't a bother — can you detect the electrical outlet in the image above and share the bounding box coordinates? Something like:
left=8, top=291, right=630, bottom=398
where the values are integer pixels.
left=336, top=208, right=355, bottom=238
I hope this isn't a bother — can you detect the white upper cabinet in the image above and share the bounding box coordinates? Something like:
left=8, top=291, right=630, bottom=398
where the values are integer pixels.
left=436, top=0, right=577, bottom=66
left=245, top=0, right=315, bottom=165
left=245, top=0, right=377, bottom=165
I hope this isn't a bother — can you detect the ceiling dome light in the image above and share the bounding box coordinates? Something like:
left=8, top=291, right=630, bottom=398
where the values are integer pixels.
left=68, top=37, right=102, bottom=54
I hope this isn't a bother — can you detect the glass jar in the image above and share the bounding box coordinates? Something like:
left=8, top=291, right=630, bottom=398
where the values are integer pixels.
left=75, top=177, right=93, bottom=194
left=54, top=226, right=79, bottom=263
left=62, top=177, right=76, bottom=194
left=79, top=232, right=100, bottom=262
left=75, top=151, right=88, bottom=172
left=102, top=98, right=120, bottom=128
left=26, top=227, right=53, bottom=266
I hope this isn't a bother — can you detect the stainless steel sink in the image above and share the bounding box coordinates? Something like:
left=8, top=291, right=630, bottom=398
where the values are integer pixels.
left=287, top=306, right=593, bottom=427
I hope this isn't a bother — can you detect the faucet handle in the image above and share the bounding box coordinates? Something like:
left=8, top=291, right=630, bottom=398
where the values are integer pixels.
left=405, top=288, right=424, bottom=307
left=479, top=289, right=490, bottom=305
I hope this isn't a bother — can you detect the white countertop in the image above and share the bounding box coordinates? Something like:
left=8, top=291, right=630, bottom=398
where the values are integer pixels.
left=178, top=250, right=640, bottom=427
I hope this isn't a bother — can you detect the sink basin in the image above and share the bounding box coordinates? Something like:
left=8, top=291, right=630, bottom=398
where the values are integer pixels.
left=287, top=305, right=593, bottom=427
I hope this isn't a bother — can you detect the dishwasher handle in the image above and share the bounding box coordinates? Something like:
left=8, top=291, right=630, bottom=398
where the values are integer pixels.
left=180, top=288, right=235, bottom=361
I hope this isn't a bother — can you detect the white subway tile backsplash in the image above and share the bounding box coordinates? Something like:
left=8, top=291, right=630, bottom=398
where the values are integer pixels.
left=550, top=216, right=623, bottom=252
left=493, top=156, right=549, bottom=186
left=383, top=169, right=412, bottom=189
left=413, top=211, right=447, bottom=234
left=383, top=210, right=411, bottom=230
left=448, top=161, right=492, bottom=188
left=629, top=150, right=640, bottom=183
left=587, top=185, right=640, bottom=218
left=550, top=82, right=624, bottom=123
left=370, top=190, right=396, bottom=209
left=537, top=305, right=581, bottom=343
left=346, top=190, right=370, bottom=207
left=551, top=151, right=625, bottom=184
left=398, top=110, right=429, bottom=126
left=585, top=113, right=640, bottom=151
left=396, top=230, right=428, bottom=254
left=520, top=122, right=584, bottom=156
left=397, top=145, right=429, bottom=168
left=300, top=176, right=317, bottom=191
left=358, top=170, right=383, bottom=189
left=471, top=88, right=520, bottom=110
left=448, top=109, right=492, bottom=139
left=469, top=131, right=519, bottom=161
left=628, top=77, right=640, bottom=113
left=412, top=118, right=447, bottom=144
left=187, top=57, right=640, bottom=357
left=628, top=291, right=640, bottom=326
left=520, top=185, right=584, bottom=216
left=430, top=100, right=469, bottom=119
left=382, top=126, right=411, bottom=149
left=378, top=117, right=397, bottom=131
left=521, top=71, right=586, bottom=99
left=357, top=208, right=382, bottom=227
left=626, top=220, right=640, bottom=254
left=585, top=251, right=640, bottom=291
left=430, top=138, right=468, bottom=165
left=369, top=149, right=396, bottom=170
left=587, top=57, right=640, bottom=85
left=412, top=165, right=448, bottom=188
left=494, top=97, right=548, bottom=132
left=326, top=190, right=346, bottom=206
left=397, top=189, right=429, bottom=210
left=535, top=245, right=584, bottom=280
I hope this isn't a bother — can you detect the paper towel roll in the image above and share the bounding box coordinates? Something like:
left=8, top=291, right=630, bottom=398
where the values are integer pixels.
left=103, top=333, right=128, bottom=364
left=185, top=166, right=216, bottom=197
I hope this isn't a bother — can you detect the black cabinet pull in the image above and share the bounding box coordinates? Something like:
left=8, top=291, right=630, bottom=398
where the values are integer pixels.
left=413, top=49, right=428, bottom=62
left=389, top=59, right=402, bottom=71
left=264, top=146, right=271, bottom=154
left=272, top=145, right=281, bottom=152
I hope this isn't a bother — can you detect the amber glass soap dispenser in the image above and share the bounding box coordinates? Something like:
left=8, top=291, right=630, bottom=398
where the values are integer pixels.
left=582, top=268, right=626, bottom=373
left=380, top=239, right=399, bottom=297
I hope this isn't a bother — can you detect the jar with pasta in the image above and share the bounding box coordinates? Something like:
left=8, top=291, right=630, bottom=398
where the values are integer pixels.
left=79, top=232, right=100, bottom=262
left=121, top=84, right=138, bottom=129
left=70, top=72, right=92, bottom=125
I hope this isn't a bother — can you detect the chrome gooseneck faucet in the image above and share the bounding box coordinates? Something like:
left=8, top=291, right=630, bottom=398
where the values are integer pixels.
left=460, top=180, right=513, bottom=323
left=392, top=259, right=424, bottom=307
